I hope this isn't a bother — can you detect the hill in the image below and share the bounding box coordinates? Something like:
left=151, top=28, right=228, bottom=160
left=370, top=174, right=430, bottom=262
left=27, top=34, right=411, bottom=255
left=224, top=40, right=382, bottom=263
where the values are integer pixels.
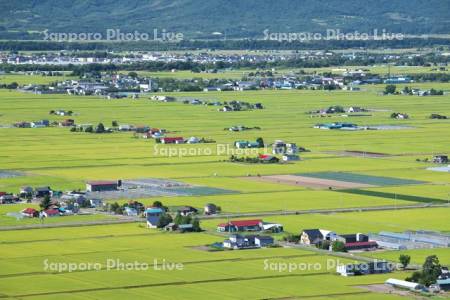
left=0, top=0, right=449, bottom=39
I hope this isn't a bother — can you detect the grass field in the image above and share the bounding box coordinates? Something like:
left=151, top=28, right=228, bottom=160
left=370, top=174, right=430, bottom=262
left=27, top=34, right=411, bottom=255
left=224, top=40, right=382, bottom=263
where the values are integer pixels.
left=0, top=73, right=76, bottom=85
left=0, top=74, right=449, bottom=299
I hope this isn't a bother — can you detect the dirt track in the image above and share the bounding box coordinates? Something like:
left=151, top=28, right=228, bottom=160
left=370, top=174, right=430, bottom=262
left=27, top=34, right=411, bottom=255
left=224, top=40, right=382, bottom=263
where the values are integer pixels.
left=245, top=174, right=376, bottom=189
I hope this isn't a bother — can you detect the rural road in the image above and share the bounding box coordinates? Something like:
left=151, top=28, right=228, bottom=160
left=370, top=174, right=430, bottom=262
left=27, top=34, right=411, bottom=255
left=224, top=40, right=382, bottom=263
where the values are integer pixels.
left=198, top=203, right=449, bottom=220
left=0, top=203, right=447, bottom=231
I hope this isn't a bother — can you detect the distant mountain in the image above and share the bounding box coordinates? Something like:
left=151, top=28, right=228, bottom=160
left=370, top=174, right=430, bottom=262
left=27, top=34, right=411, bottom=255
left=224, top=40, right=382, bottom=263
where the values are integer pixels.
left=1, top=0, right=449, bottom=40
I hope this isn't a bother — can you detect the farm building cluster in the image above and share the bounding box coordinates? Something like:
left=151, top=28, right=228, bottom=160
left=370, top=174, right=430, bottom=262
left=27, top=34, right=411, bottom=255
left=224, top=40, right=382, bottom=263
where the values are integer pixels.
left=85, top=178, right=235, bottom=199
left=300, top=229, right=378, bottom=251
left=369, top=231, right=450, bottom=250
left=216, top=219, right=283, bottom=233
left=309, top=105, right=369, bottom=116
left=222, top=234, right=275, bottom=250
left=213, top=218, right=281, bottom=250
left=298, top=228, right=450, bottom=253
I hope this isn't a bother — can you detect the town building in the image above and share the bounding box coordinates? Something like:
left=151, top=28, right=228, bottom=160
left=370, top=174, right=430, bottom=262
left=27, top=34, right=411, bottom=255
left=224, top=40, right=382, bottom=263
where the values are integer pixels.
left=86, top=181, right=119, bottom=192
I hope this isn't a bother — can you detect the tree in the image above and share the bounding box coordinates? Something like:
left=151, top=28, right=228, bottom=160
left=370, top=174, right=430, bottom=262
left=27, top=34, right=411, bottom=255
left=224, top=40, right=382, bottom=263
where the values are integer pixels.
left=84, top=126, right=93, bottom=133
left=405, top=255, right=442, bottom=287
left=174, top=212, right=183, bottom=225
left=399, top=254, right=411, bottom=269
left=384, top=84, right=397, bottom=94
left=110, top=202, right=120, bottom=213
left=420, top=255, right=441, bottom=286
left=39, top=195, right=52, bottom=210
left=402, top=86, right=411, bottom=95
left=331, top=241, right=346, bottom=252
left=282, top=234, right=300, bottom=243
left=256, top=137, right=265, bottom=148
left=317, top=240, right=331, bottom=250
left=128, top=71, right=138, bottom=78
left=95, top=123, right=105, bottom=133
left=191, top=218, right=201, bottom=232
left=7, top=82, right=18, bottom=89
left=152, top=201, right=163, bottom=208
left=157, top=214, right=173, bottom=228
left=112, top=120, right=118, bottom=127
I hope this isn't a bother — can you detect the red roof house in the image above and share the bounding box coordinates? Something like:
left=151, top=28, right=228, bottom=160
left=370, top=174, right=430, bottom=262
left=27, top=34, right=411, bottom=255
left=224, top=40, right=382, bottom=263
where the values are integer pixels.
left=217, top=219, right=263, bottom=232
left=161, top=137, right=184, bottom=144
left=21, top=208, right=38, bottom=217
left=43, top=209, right=60, bottom=217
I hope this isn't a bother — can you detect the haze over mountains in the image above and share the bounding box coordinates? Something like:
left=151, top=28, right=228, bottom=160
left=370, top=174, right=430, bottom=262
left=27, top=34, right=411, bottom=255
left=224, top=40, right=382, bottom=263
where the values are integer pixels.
left=1, top=0, right=449, bottom=39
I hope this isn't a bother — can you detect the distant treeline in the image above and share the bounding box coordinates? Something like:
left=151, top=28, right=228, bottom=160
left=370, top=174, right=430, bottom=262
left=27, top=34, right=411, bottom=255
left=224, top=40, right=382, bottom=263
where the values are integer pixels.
left=1, top=38, right=450, bottom=51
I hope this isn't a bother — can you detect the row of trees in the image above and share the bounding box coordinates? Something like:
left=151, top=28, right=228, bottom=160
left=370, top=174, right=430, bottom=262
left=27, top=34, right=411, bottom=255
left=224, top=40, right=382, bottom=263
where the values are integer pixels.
left=70, top=123, right=109, bottom=133
left=1, top=38, right=449, bottom=51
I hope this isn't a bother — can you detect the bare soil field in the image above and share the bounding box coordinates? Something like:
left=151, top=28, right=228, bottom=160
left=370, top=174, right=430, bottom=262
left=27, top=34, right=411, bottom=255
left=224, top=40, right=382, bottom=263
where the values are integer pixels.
left=244, top=175, right=376, bottom=190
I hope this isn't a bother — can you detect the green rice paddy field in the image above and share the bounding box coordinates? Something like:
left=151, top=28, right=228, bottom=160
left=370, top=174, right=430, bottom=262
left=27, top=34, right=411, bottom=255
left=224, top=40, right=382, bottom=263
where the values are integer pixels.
left=0, top=77, right=449, bottom=299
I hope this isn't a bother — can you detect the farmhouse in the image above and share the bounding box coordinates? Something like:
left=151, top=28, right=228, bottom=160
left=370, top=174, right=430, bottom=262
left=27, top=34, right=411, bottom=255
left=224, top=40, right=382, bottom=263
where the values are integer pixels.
left=272, top=140, right=298, bottom=155
left=217, top=219, right=263, bottom=232
left=433, top=155, right=449, bottom=164
left=89, top=198, right=103, bottom=208
left=218, top=105, right=233, bottom=112
left=161, top=137, right=184, bottom=144
left=177, top=206, right=198, bottom=216
left=337, top=261, right=392, bottom=276
left=178, top=224, right=195, bottom=232
left=204, top=203, right=217, bottom=215
left=163, top=223, right=178, bottom=232
left=124, top=207, right=138, bottom=216
left=262, top=222, right=284, bottom=233
left=35, top=186, right=52, bottom=198
left=186, top=137, right=200, bottom=144
left=300, top=229, right=337, bottom=245
left=59, top=119, right=75, bottom=127
left=254, top=235, right=275, bottom=247
left=21, top=208, right=38, bottom=218
left=19, top=186, right=33, bottom=198
left=13, top=121, right=31, bottom=128
left=31, top=120, right=49, bottom=128
left=336, top=233, right=378, bottom=251
left=282, top=155, right=300, bottom=162
left=259, top=154, right=280, bottom=163
left=86, top=181, right=118, bottom=192
left=222, top=234, right=274, bottom=249
left=436, top=268, right=450, bottom=291
left=151, top=95, right=176, bottom=102
left=391, top=113, right=409, bottom=120
left=0, top=194, right=17, bottom=204
left=146, top=207, right=164, bottom=228
left=234, top=141, right=260, bottom=149
left=42, top=209, right=60, bottom=217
